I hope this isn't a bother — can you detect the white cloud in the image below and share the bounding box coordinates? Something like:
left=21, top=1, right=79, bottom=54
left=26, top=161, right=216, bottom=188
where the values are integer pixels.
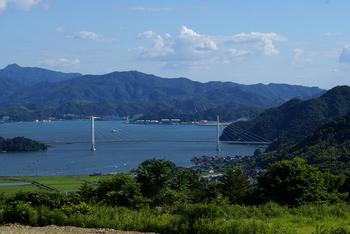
left=72, top=31, right=114, bottom=43
left=0, top=0, right=7, bottom=11
left=55, top=26, right=64, bottom=33
left=292, top=49, right=304, bottom=64
left=339, top=44, right=350, bottom=64
left=324, top=32, right=342, bottom=37
left=42, top=58, right=80, bottom=69
left=137, top=26, right=219, bottom=63
left=228, top=49, right=250, bottom=58
left=136, top=26, right=286, bottom=68
left=14, top=0, right=40, bottom=9
left=291, top=48, right=313, bottom=66
left=129, top=6, right=174, bottom=12
left=0, top=0, right=40, bottom=11
left=226, top=32, right=286, bottom=56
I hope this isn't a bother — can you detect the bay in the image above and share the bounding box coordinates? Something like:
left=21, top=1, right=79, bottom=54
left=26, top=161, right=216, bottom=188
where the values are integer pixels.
left=0, top=120, right=258, bottom=176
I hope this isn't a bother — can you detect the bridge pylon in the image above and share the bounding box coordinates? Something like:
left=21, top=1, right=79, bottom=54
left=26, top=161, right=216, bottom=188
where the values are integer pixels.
left=216, top=115, right=220, bottom=152
left=90, top=116, right=96, bottom=151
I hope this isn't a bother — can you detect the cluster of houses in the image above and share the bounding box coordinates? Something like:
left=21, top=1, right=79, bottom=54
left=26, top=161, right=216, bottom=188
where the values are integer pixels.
left=191, top=155, right=254, bottom=170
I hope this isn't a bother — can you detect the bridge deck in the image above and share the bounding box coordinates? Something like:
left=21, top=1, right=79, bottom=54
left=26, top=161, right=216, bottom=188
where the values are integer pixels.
left=44, top=140, right=271, bottom=145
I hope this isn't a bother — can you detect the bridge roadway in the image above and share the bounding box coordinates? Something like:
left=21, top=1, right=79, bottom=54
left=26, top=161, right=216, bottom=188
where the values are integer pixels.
left=44, top=139, right=271, bottom=145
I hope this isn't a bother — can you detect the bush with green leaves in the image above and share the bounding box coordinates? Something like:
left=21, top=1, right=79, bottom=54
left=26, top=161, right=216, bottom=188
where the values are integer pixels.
left=95, top=173, right=147, bottom=208
left=220, top=167, right=252, bottom=204
left=136, top=159, right=177, bottom=204
left=10, top=191, right=79, bottom=209
left=3, top=201, right=38, bottom=225
left=258, top=157, right=347, bottom=206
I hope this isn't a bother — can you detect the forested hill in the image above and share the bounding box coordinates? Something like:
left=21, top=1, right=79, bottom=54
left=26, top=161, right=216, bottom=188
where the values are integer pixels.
left=221, top=86, right=350, bottom=150
left=290, top=113, right=350, bottom=171
left=0, top=64, right=323, bottom=121
left=0, top=136, right=48, bottom=152
left=255, top=113, right=350, bottom=174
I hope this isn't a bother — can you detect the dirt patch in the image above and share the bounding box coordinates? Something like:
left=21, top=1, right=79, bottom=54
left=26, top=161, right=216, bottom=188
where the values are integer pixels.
left=0, top=224, right=155, bottom=234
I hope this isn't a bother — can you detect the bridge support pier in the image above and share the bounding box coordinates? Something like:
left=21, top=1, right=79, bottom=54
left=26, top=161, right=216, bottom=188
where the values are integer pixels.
left=216, top=115, right=220, bottom=152
left=91, top=116, right=96, bottom=151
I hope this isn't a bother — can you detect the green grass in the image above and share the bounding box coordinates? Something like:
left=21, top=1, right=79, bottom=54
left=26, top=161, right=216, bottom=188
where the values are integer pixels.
left=0, top=175, right=115, bottom=194
left=0, top=185, right=42, bottom=195
left=31, top=176, right=85, bottom=192
left=3, top=203, right=349, bottom=234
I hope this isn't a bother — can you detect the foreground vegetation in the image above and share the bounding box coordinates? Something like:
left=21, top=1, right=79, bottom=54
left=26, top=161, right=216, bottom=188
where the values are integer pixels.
left=1, top=200, right=350, bottom=234
left=1, top=158, right=350, bottom=233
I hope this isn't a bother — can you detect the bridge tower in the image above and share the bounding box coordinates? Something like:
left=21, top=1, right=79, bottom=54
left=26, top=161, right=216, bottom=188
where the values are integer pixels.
left=216, top=115, right=220, bottom=152
left=90, top=116, right=96, bottom=151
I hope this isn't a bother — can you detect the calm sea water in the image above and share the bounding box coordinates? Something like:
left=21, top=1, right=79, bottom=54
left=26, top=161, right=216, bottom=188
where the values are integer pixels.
left=0, top=120, right=258, bottom=176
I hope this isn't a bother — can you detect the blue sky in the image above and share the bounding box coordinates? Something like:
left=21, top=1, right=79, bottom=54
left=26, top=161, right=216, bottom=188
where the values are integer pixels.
left=0, top=0, right=349, bottom=88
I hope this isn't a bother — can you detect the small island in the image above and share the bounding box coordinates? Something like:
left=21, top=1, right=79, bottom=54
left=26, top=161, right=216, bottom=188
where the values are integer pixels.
left=0, top=136, right=48, bottom=152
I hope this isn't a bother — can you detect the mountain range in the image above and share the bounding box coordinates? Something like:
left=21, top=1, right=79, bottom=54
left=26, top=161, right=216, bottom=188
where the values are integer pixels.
left=0, top=64, right=324, bottom=121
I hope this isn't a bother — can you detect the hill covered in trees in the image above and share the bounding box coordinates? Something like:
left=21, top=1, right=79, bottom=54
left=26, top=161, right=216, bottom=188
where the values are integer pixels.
left=221, top=86, right=350, bottom=150
left=0, top=136, right=48, bottom=152
left=0, top=64, right=323, bottom=121
left=256, top=113, right=350, bottom=172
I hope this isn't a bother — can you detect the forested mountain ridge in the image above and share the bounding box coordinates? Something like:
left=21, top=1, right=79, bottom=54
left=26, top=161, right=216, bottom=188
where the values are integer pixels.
left=0, top=64, right=323, bottom=121
left=0, top=64, right=81, bottom=85
left=255, top=113, right=350, bottom=175
left=221, top=86, right=350, bottom=149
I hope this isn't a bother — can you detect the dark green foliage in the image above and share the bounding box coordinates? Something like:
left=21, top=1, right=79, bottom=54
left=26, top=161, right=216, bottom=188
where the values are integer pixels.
left=258, top=158, right=346, bottom=206
left=3, top=201, right=38, bottom=225
left=10, top=191, right=79, bottom=209
left=94, top=174, right=146, bottom=208
left=221, top=86, right=350, bottom=150
left=0, top=158, right=349, bottom=232
left=190, top=178, right=223, bottom=203
left=255, top=113, right=350, bottom=176
left=0, top=136, right=47, bottom=152
left=136, top=159, right=176, bottom=201
left=220, top=167, right=252, bottom=204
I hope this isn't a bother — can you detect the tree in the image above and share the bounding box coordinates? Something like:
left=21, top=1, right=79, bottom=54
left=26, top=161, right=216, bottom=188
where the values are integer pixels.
left=220, top=167, right=251, bottom=204
left=258, top=157, right=346, bottom=206
left=95, top=174, right=145, bottom=208
left=136, top=159, right=176, bottom=201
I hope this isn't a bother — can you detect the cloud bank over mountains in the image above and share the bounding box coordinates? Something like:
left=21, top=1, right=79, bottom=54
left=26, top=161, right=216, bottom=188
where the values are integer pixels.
left=136, top=26, right=286, bottom=68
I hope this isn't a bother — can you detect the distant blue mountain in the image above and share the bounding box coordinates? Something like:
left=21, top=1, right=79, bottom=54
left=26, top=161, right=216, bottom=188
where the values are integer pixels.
left=0, top=64, right=81, bottom=85
left=0, top=64, right=324, bottom=121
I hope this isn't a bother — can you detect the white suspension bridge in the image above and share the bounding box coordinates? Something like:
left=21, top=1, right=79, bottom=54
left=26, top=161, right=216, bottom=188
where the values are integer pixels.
left=41, top=116, right=271, bottom=152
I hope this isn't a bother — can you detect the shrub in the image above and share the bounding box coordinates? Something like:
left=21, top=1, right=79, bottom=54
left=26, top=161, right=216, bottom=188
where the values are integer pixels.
left=95, top=174, right=147, bottom=208
left=37, top=206, right=68, bottom=226
left=258, top=157, right=346, bottom=206
left=136, top=159, right=176, bottom=201
left=10, top=191, right=75, bottom=209
left=220, top=167, right=252, bottom=204
left=3, top=201, right=38, bottom=225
